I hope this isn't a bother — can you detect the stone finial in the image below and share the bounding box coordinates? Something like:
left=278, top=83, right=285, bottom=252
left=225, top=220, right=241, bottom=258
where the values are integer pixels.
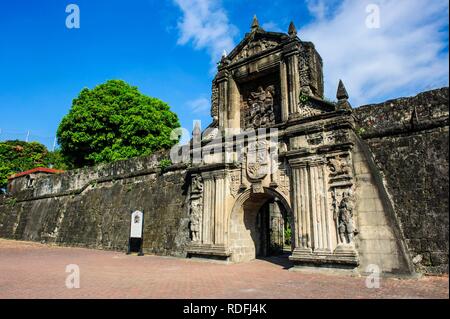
left=288, top=21, right=297, bottom=37
left=193, top=121, right=201, bottom=142
left=336, top=80, right=352, bottom=111
left=336, top=79, right=349, bottom=100
left=222, top=50, right=228, bottom=59
left=251, top=15, right=259, bottom=32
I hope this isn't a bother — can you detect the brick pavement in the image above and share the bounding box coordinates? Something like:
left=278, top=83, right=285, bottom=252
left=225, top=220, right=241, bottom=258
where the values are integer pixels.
left=0, top=239, right=447, bottom=299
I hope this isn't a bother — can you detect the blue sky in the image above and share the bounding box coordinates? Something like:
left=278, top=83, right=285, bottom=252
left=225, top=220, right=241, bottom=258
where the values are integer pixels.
left=0, top=0, right=448, bottom=149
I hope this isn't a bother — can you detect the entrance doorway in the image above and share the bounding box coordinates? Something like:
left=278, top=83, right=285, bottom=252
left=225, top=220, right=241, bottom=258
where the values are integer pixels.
left=229, top=189, right=293, bottom=263
left=256, top=199, right=292, bottom=257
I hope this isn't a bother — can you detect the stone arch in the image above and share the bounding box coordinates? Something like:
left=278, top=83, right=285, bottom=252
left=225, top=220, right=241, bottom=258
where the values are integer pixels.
left=227, top=187, right=294, bottom=263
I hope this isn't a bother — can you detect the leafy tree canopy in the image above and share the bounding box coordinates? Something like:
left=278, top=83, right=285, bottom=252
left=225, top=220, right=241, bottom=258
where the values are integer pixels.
left=57, top=80, right=180, bottom=168
left=0, top=140, right=66, bottom=191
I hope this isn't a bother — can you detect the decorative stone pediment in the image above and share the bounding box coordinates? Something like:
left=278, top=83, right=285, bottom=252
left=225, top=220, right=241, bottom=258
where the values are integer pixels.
left=230, top=38, right=280, bottom=64
left=227, top=31, right=286, bottom=65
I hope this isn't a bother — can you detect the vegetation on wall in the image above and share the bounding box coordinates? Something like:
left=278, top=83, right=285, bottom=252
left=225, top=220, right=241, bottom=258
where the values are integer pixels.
left=57, top=80, right=180, bottom=168
left=0, top=140, right=67, bottom=191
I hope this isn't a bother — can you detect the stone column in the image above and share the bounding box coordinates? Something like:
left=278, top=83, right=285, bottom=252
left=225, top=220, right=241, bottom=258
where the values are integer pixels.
left=300, top=163, right=312, bottom=250
left=309, top=159, right=332, bottom=253
left=321, top=164, right=332, bottom=251
left=309, top=162, right=321, bottom=250
left=279, top=60, right=289, bottom=122
left=214, top=173, right=226, bottom=245
left=286, top=52, right=300, bottom=115
left=217, top=71, right=229, bottom=130
left=202, top=175, right=215, bottom=244
left=290, top=161, right=312, bottom=253
left=227, top=77, right=240, bottom=129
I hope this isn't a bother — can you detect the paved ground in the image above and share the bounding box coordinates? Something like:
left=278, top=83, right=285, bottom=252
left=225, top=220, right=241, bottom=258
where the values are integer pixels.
left=0, top=239, right=448, bottom=299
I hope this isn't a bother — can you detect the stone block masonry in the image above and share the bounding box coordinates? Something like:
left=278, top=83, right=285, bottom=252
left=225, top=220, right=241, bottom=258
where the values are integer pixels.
left=0, top=151, right=191, bottom=257
left=355, top=87, right=449, bottom=274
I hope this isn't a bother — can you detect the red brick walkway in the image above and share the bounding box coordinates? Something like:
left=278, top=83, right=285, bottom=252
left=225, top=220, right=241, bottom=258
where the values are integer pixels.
left=0, top=239, right=447, bottom=299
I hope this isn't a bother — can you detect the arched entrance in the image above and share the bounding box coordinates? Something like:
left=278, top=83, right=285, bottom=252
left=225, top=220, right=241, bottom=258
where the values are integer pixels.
left=228, top=188, right=294, bottom=263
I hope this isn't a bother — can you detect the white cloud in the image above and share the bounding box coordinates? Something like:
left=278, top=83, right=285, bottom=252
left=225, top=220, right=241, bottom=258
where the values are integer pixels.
left=261, top=21, right=283, bottom=33
left=300, top=0, right=449, bottom=106
left=306, top=0, right=327, bottom=20
left=187, top=97, right=210, bottom=114
left=174, top=0, right=238, bottom=66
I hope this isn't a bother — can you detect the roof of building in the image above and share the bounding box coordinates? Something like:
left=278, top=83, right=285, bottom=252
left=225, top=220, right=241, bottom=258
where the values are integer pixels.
left=8, top=167, right=65, bottom=180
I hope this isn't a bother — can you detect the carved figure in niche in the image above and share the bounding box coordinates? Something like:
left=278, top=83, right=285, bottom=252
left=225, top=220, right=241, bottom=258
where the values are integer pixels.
left=246, top=85, right=276, bottom=129
left=337, top=191, right=356, bottom=244
left=190, top=200, right=202, bottom=242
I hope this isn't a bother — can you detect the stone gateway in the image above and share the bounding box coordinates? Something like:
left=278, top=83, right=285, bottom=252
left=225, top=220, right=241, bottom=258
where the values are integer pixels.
left=0, top=17, right=448, bottom=275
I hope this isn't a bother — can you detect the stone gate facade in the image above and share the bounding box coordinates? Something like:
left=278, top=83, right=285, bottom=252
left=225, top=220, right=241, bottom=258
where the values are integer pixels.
left=1, top=17, right=448, bottom=275
left=182, top=17, right=412, bottom=272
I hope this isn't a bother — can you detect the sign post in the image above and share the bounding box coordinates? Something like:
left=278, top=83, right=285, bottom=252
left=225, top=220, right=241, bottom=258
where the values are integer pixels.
left=127, top=210, right=144, bottom=256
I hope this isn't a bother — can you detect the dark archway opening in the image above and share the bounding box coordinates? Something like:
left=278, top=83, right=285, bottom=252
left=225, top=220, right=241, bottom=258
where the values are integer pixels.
left=255, top=199, right=293, bottom=258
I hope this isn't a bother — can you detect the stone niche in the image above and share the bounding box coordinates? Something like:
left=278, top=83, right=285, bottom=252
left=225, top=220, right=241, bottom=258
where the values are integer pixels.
left=238, top=73, right=281, bottom=130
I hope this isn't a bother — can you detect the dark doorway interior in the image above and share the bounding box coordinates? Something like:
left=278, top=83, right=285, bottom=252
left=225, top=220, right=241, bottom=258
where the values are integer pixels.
left=256, top=199, right=292, bottom=258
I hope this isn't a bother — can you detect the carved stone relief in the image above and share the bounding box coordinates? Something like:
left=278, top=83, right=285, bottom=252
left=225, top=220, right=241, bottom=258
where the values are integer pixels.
left=306, top=132, right=324, bottom=146
left=297, top=99, right=324, bottom=118
left=190, top=175, right=203, bottom=242
left=211, top=82, right=219, bottom=121
left=298, top=44, right=324, bottom=98
left=246, top=140, right=269, bottom=180
left=243, top=85, right=276, bottom=129
left=232, top=39, right=279, bottom=63
left=328, top=152, right=358, bottom=247
left=338, top=191, right=355, bottom=244
left=332, top=189, right=357, bottom=245
left=277, top=169, right=290, bottom=198
left=229, top=170, right=241, bottom=198
left=325, top=130, right=349, bottom=145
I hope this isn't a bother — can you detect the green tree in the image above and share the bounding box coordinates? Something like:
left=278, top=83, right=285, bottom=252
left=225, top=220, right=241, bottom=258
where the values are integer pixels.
left=57, top=80, right=180, bottom=168
left=0, top=140, right=65, bottom=191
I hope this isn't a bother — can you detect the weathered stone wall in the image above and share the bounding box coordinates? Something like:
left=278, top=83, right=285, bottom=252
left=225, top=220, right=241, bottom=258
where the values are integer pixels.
left=0, top=87, right=447, bottom=274
left=0, top=152, right=190, bottom=257
left=354, top=87, right=449, bottom=274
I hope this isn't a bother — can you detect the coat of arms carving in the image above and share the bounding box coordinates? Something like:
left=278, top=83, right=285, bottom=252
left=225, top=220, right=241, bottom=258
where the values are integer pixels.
left=246, top=140, right=269, bottom=180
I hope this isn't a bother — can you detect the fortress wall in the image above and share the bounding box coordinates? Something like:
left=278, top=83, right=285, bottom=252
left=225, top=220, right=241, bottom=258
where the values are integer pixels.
left=354, top=87, right=449, bottom=274
left=0, top=152, right=190, bottom=257
left=0, top=87, right=448, bottom=274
